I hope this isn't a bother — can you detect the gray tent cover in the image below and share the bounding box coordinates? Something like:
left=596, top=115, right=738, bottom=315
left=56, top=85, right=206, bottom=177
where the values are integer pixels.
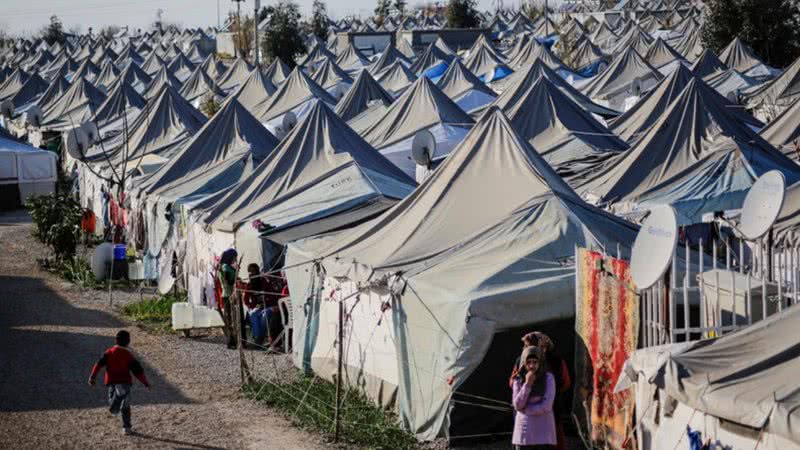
left=759, top=96, right=800, bottom=154
left=360, top=76, right=473, bottom=149
left=256, top=67, right=336, bottom=122
left=627, top=304, right=800, bottom=445
left=167, top=51, right=196, bottom=81
left=6, top=73, right=48, bottom=108
left=0, top=69, right=30, bottom=101
left=704, top=68, right=760, bottom=101
left=580, top=47, right=662, bottom=101
left=142, top=66, right=183, bottom=99
left=773, top=182, right=800, bottom=245
left=508, top=39, right=565, bottom=71
left=376, top=61, right=418, bottom=95
left=216, top=58, right=254, bottom=92
left=200, top=54, right=228, bottom=81
left=463, top=44, right=510, bottom=79
left=71, top=58, right=101, bottom=83
left=41, top=76, right=107, bottom=129
left=610, top=26, right=653, bottom=57
left=203, top=100, right=415, bottom=234
left=36, top=76, right=71, bottom=111
left=88, top=85, right=206, bottom=166
left=488, top=59, right=620, bottom=118
left=436, top=58, right=497, bottom=100
left=310, top=58, right=353, bottom=90
left=298, top=44, right=337, bottom=70
left=262, top=58, right=292, bottom=86
left=609, top=65, right=695, bottom=142
left=179, top=66, right=226, bottom=103
left=114, top=63, right=153, bottom=92
left=719, top=37, right=764, bottom=73
left=139, top=50, right=167, bottom=76
left=229, top=69, right=277, bottom=120
left=334, top=70, right=394, bottom=122
left=93, top=60, right=121, bottom=91
left=92, top=79, right=146, bottom=128
left=143, top=97, right=279, bottom=198
left=368, top=46, right=412, bottom=75
left=691, top=49, right=728, bottom=79
left=334, top=44, right=371, bottom=72
left=285, top=107, right=639, bottom=440
left=409, top=42, right=454, bottom=75
left=495, top=74, right=628, bottom=180
left=745, top=55, right=800, bottom=109
left=572, top=38, right=607, bottom=70
left=579, top=78, right=788, bottom=222
left=645, top=38, right=685, bottom=69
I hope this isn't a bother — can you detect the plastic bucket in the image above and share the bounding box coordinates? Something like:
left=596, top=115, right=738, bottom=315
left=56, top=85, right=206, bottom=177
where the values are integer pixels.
left=113, top=244, right=127, bottom=261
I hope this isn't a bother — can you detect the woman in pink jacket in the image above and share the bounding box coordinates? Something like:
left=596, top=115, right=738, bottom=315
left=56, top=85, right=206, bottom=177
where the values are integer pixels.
left=511, top=346, right=557, bottom=450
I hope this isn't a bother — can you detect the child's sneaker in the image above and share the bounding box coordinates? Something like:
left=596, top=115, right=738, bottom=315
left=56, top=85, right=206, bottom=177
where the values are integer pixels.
left=123, top=427, right=132, bottom=435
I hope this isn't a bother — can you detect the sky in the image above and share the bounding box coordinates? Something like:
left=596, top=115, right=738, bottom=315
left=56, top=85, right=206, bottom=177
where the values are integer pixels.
left=1, top=0, right=500, bottom=36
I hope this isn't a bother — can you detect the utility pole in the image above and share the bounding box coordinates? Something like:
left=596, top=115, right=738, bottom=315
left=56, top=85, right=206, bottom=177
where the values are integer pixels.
left=254, top=0, right=260, bottom=65
left=232, top=0, right=244, bottom=58
left=217, top=0, right=221, bottom=30
left=544, top=0, right=549, bottom=36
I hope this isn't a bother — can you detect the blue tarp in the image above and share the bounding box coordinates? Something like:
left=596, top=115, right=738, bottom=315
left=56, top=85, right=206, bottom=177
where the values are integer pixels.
left=479, top=65, right=514, bottom=83
left=423, top=62, right=449, bottom=81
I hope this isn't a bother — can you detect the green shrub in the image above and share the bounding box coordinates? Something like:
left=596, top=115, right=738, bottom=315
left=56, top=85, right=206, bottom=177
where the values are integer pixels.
left=25, top=193, right=82, bottom=260
left=59, top=256, right=97, bottom=288
left=122, top=292, right=186, bottom=332
left=244, top=375, right=418, bottom=449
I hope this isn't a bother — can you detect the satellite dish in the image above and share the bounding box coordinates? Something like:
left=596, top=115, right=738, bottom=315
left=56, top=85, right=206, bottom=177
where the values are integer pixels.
left=23, top=105, right=42, bottom=127
left=739, top=170, right=786, bottom=240
left=0, top=100, right=13, bottom=118
left=81, top=122, right=100, bottom=146
left=726, top=91, right=738, bottom=104
left=64, top=127, right=89, bottom=160
left=630, top=206, right=678, bottom=290
left=411, top=129, right=436, bottom=168
left=282, top=111, right=297, bottom=131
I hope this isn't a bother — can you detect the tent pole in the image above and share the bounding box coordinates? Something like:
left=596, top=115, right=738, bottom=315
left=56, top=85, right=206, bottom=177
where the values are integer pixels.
left=334, top=296, right=343, bottom=442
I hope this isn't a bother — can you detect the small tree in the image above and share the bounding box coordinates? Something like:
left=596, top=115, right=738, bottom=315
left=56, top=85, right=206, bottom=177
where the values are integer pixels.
left=41, top=15, right=66, bottom=46
left=311, top=0, right=330, bottom=41
left=446, top=0, right=480, bottom=28
left=375, top=0, right=391, bottom=27
left=152, top=8, right=164, bottom=33
left=261, top=1, right=306, bottom=69
left=228, top=13, right=256, bottom=60
left=556, top=31, right=580, bottom=70
left=703, top=0, right=800, bottom=68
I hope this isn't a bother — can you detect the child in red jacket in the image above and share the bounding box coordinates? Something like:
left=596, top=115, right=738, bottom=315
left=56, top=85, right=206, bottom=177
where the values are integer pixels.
left=88, top=330, right=151, bottom=435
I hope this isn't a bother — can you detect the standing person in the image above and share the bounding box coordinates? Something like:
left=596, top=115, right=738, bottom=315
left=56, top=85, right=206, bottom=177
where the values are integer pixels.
left=512, top=346, right=556, bottom=450
left=88, top=330, right=151, bottom=435
left=217, top=248, right=239, bottom=349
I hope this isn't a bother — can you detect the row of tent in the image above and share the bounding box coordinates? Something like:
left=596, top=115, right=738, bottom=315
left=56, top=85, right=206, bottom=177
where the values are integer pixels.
left=2, top=2, right=800, bottom=443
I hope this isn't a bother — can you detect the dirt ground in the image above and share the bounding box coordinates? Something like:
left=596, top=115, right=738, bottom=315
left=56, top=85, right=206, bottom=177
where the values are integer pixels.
left=0, top=210, right=325, bottom=450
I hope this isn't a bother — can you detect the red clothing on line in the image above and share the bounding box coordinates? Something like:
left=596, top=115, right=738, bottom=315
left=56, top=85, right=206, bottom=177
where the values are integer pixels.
left=89, top=345, right=150, bottom=386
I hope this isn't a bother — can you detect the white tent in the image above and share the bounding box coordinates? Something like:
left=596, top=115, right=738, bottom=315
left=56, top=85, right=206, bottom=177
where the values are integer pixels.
left=0, top=135, right=57, bottom=206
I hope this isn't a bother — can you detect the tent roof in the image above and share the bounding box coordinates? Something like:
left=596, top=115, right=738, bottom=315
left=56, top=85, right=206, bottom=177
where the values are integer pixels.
left=41, top=76, right=106, bottom=127
left=262, top=58, right=292, bottom=86
left=204, top=100, right=415, bottom=230
left=335, top=69, right=394, bottom=122
left=360, top=76, right=473, bottom=149
left=497, top=74, right=628, bottom=178
left=310, top=58, right=352, bottom=90
left=93, top=79, right=146, bottom=127
left=143, top=97, right=278, bottom=197
left=229, top=69, right=276, bottom=120
left=760, top=96, right=800, bottom=151
left=629, top=305, right=800, bottom=446
left=216, top=57, right=254, bottom=92
left=690, top=48, right=728, bottom=78
left=580, top=47, right=662, bottom=100
left=745, top=54, right=800, bottom=108
left=580, top=78, right=775, bottom=211
left=437, top=58, right=497, bottom=101
left=719, top=37, right=764, bottom=73
left=142, top=66, right=183, bottom=99
left=645, top=37, right=684, bottom=68
left=256, top=67, right=336, bottom=122
left=409, top=42, right=455, bottom=75
left=609, top=64, right=695, bottom=142
left=368, top=46, right=412, bottom=75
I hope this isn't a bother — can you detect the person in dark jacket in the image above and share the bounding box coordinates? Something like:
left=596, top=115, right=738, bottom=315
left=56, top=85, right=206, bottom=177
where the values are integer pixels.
left=88, top=330, right=151, bottom=435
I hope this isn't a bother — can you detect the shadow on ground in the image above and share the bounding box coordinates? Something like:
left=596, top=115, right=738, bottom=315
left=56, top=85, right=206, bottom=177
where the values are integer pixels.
left=0, top=275, right=193, bottom=413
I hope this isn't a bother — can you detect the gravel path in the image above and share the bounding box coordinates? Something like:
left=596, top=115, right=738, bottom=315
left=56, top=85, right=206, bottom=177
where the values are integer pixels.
left=0, top=210, right=325, bottom=450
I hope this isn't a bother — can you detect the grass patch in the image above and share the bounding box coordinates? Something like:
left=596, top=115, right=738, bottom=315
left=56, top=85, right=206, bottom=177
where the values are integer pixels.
left=122, top=292, right=185, bottom=333
left=244, top=375, right=418, bottom=450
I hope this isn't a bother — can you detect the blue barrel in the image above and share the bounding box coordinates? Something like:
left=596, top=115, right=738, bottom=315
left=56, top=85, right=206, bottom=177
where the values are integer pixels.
left=113, top=244, right=127, bottom=261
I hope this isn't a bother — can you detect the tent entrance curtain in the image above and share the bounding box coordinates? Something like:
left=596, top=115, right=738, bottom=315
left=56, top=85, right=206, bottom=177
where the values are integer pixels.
left=573, top=247, right=638, bottom=450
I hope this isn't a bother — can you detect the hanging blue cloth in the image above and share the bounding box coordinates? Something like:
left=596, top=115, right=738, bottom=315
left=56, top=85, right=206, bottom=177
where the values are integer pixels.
left=687, top=426, right=704, bottom=450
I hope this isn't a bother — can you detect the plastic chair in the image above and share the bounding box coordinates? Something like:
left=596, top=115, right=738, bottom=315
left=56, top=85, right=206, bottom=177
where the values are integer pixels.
left=278, top=297, right=292, bottom=353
